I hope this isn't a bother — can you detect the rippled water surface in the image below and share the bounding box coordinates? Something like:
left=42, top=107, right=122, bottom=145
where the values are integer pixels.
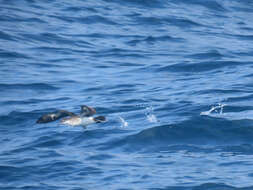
left=1, top=0, right=253, bottom=189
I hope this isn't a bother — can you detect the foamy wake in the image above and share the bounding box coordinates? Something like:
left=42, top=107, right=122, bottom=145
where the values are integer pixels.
left=200, top=103, right=226, bottom=116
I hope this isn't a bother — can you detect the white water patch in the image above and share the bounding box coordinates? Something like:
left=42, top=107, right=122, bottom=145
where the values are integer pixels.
left=200, top=103, right=253, bottom=120
left=200, top=103, right=226, bottom=116
left=145, top=106, right=159, bottom=123
left=147, top=114, right=158, bottom=123
left=110, top=103, right=159, bottom=127
left=118, top=116, right=128, bottom=128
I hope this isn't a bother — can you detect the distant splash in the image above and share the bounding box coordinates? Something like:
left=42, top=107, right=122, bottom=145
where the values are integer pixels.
left=145, top=106, right=159, bottom=123
left=114, top=104, right=159, bottom=128
left=200, top=103, right=253, bottom=120
left=200, top=103, right=226, bottom=116
left=147, top=114, right=158, bottom=123
left=118, top=116, right=128, bottom=128
left=135, top=103, right=159, bottom=123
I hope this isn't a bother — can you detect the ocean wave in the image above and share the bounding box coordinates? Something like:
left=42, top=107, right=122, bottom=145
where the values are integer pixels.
left=158, top=183, right=253, bottom=190
left=1, top=0, right=253, bottom=188
left=157, top=60, right=252, bottom=73
left=170, top=0, right=227, bottom=12
left=50, top=15, right=119, bottom=25
left=0, top=49, right=29, bottom=59
left=99, top=117, right=253, bottom=152
left=0, top=83, right=59, bottom=91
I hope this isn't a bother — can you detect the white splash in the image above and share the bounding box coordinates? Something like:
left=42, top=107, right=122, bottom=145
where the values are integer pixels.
left=147, top=114, right=158, bottom=123
left=118, top=116, right=128, bottom=127
left=200, top=103, right=253, bottom=120
left=145, top=106, right=159, bottom=123
left=200, top=103, right=227, bottom=116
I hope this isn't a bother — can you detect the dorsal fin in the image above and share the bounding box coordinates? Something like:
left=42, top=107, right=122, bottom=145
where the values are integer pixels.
left=80, top=105, right=96, bottom=116
left=36, top=110, right=76, bottom=124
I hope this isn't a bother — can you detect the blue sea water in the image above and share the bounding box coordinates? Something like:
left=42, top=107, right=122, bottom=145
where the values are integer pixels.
left=1, top=0, right=253, bottom=189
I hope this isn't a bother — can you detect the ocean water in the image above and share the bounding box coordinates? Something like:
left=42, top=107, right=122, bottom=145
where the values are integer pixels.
left=1, top=0, right=253, bottom=189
